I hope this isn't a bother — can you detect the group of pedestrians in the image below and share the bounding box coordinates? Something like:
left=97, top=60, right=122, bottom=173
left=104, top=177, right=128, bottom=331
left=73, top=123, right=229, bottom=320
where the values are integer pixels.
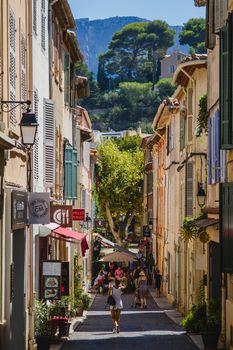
left=93, top=262, right=163, bottom=334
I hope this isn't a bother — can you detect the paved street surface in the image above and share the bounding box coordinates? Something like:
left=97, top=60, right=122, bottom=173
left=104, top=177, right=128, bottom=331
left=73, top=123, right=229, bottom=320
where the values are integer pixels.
left=61, top=292, right=198, bottom=350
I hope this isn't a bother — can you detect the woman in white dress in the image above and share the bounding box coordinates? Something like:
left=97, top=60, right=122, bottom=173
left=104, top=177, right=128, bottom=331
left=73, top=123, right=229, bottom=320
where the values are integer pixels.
left=108, top=279, right=125, bottom=333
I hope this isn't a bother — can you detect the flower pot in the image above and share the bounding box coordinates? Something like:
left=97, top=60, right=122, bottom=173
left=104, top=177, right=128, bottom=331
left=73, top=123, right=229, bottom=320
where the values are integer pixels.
left=201, top=331, right=219, bottom=348
left=76, top=306, right=84, bottom=317
left=36, top=336, right=51, bottom=350
left=58, top=321, right=71, bottom=337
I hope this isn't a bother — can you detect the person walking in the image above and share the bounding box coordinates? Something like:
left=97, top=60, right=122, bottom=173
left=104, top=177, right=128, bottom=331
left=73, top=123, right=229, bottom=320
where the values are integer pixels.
left=138, top=270, right=148, bottom=308
left=154, top=269, right=162, bottom=297
left=108, top=279, right=125, bottom=333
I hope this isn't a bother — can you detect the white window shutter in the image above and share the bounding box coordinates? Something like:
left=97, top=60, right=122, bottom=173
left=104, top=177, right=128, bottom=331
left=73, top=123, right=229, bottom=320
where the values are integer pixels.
left=21, top=33, right=27, bottom=107
left=33, top=90, right=39, bottom=180
left=9, top=8, right=17, bottom=130
left=44, top=99, right=55, bottom=187
left=41, top=0, right=46, bottom=51
left=33, top=0, right=37, bottom=35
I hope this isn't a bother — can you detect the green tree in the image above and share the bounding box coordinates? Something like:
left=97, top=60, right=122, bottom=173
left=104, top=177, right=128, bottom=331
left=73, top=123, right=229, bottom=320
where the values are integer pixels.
left=155, top=78, right=176, bottom=101
left=95, top=138, right=144, bottom=244
left=179, top=18, right=206, bottom=54
left=98, top=21, right=175, bottom=88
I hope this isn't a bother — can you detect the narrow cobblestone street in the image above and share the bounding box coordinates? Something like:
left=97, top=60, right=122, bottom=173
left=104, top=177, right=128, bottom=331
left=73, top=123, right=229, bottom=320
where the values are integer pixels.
left=61, top=292, right=198, bottom=350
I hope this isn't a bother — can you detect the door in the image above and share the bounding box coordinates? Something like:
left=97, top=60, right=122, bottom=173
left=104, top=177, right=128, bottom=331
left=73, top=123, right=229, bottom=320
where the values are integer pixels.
left=10, top=229, right=25, bottom=349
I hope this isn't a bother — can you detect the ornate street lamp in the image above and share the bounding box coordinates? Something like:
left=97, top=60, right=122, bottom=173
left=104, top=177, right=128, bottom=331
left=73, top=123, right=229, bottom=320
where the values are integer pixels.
left=19, top=110, right=38, bottom=146
left=197, top=182, right=206, bottom=208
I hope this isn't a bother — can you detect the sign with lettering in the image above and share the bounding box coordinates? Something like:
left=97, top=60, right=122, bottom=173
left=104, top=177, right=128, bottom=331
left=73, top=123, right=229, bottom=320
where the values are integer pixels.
left=143, top=225, right=151, bottom=237
left=28, top=192, right=50, bottom=224
left=50, top=205, right=73, bottom=227
left=11, top=190, right=27, bottom=230
left=72, top=208, right=85, bottom=221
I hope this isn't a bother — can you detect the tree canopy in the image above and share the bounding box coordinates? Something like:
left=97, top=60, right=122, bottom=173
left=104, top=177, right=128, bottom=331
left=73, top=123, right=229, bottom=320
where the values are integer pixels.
left=95, top=137, right=144, bottom=244
left=97, top=20, right=175, bottom=89
left=179, top=18, right=206, bottom=54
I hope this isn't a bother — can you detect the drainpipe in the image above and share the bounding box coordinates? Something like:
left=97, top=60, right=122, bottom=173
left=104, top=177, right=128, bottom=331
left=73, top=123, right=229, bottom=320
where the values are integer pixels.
left=48, top=2, right=54, bottom=99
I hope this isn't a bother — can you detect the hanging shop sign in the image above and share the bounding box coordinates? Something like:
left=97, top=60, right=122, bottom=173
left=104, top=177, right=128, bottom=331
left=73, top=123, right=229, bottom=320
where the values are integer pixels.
left=50, top=205, right=73, bottom=227
left=94, top=219, right=107, bottom=228
left=28, top=192, right=50, bottom=224
left=72, top=208, right=85, bottom=221
left=11, top=190, right=27, bottom=230
left=42, top=261, right=62, bottom=300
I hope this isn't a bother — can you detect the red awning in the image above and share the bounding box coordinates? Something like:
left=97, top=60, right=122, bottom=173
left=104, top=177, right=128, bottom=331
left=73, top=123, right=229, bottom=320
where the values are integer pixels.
left=53, top=227, right=89, bottom=256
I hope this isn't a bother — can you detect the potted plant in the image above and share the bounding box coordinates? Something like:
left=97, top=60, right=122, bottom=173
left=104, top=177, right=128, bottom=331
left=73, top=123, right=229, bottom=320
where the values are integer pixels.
left=49, top=296, right=72, bottom=337
left=74, top=299, right=84, bottom=316
left=82, top=293, right=91, bottom=310
left=35, top=300, right=52, bottom=350
left=182, top=300, right=221, bottom=348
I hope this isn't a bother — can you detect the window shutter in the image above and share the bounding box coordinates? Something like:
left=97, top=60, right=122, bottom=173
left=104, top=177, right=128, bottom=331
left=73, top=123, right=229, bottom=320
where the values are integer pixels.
left=220, top=150, right=226, bottom=183
left=33, top=0, right=37, bottom=35
left=41, top=0, right=46, bottom=51
left=220, top=17, right=233, bottom=149
left=72, top=149, right=78, bottom=199
left=211, top=112, right=216, bottom=183
left=33, top=90, right=39, bottom=180
left=21, top=33, right=27, bottom=106
left=186, top=162, right=193, bottom=217
left=64, top=146, right=73, bottom=199
left=187, top=88, right=193, bottom=143
left=215, top=111, right=220, bottom=181
left=9, top=8, right=17, bottom=130
left=221, top=183, right=233, bottom=273
left=214, top=0, right=228, bottom=34
left=180, top=113, right=186, bottom=151
left=64, top=52, right=70, bottom=104
left=206, top=0, right=216, bottom=49
left=166, top=124, right=170, bottom=155
left=82, top=189, right=86, bottom=209
left=207, top=117, right=212, bottom=184
left=44, top=99, right=55, bottom=187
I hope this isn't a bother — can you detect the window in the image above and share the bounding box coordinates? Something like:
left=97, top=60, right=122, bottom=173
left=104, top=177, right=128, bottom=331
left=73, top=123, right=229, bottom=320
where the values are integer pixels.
left=64, top=52, right=70, bottom=104
left=64, top=145, right=78, bottom=199
left=167, top=116, right=174, bottom=154
left=220, top=14, right=233, bottom=149
left=147, top=172, right=153, bottom=194
left=170, top=65, right=175, bottom=74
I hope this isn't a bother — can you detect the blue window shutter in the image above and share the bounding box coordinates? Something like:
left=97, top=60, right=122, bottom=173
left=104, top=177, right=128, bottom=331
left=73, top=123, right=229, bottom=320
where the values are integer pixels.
left=72, top=149, right=78, bottom=199
left=64, top=147, right=72, bottom=199
left=207, top=117, right=212, bottom=184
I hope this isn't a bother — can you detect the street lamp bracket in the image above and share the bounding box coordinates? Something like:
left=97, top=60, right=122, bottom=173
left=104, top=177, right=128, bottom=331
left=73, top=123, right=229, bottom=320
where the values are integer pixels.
left=0, top=99, right=31, bottom=113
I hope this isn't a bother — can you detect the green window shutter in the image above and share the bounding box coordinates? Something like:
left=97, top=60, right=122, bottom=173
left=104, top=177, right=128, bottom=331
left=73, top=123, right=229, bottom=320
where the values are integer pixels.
left=64, top=146, right=73, bottom=199
left=220, top=15, right=233, bottom=149
left=185, top=162, right=193, bottom=217
left=221, top=183, right=233, bottom=273
left=180, top=114, right=185, bottom=151
left=72, top=148, right=78, bottom=199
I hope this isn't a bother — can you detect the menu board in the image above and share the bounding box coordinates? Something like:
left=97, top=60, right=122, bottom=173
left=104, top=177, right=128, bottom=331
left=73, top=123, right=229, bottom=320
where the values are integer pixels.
left=42, top=261, right=61, bottom=300
left=43, top=261, right=61, bottom=276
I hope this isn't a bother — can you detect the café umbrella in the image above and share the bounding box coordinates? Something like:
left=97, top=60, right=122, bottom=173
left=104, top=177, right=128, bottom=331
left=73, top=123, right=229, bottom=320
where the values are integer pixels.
left=100, top=251, right=137, bottom=263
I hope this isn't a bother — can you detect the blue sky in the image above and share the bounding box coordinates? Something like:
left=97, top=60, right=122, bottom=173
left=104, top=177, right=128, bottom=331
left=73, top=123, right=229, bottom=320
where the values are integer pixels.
left=68, top=0, right=205, bottom=25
